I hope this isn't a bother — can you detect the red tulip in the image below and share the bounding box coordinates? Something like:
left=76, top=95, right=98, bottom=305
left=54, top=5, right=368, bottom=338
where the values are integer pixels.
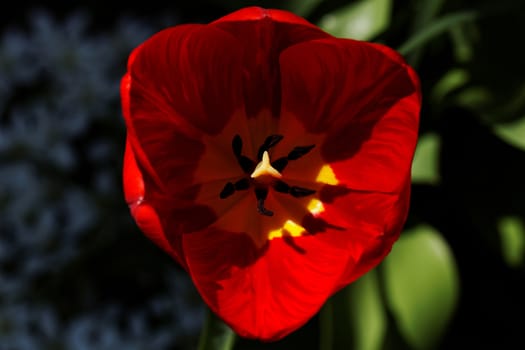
left=121, top=6, right=421, bottom=341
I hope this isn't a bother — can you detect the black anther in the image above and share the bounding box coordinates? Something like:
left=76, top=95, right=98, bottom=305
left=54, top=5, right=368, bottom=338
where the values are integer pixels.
left=234, top=178, right=250, bottom=191
left=255, top=188, right=273, bottom=216
left=290, top=186, right=316, bottom=198
left=273, top=180, right=290, bottom=193
left=223, top=134, right=317, bottom=215
left=238, top=156, right=255, bottom=174
left=220, top=182, right=235, bottom=199
left=232, top=134, right=242, bottom=156
left=287, top=145, right=315, bottom=160
left=257, top=134, right=284, bottom=160
left=271, top=157, right=289, bottom=172
left=232, top=135, right=255, bottom=173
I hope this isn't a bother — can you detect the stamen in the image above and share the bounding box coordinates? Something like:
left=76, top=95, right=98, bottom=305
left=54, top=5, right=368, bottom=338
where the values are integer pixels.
left=232, top=134, right=242, bottom=156
left=220, top=182, right=235, bottom=199
left=271, top=157, right=288, bottom=172
left=257, top=134, right=284, bottom=160
left=271, top=145, right=315, bottom=172
left=238, top=156, right=255, bottom=174
left=232, top=134, right=254, bottom=173
left=255, top=188, right=273, bottom=216
left=223, top=134, right=317, bottom=216
left=234, top=178, right=250, bottom=190
left=288, top=145, right=315, bottom=160
left=274, top=180, right=316, bottom=198
left=274, top=180, right=291, bottom=193
left=290, top=186, right=316, bottom=198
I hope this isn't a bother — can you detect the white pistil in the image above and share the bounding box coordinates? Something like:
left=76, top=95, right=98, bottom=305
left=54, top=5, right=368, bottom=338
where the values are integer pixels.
left=250, top=151, right=282, bottom=179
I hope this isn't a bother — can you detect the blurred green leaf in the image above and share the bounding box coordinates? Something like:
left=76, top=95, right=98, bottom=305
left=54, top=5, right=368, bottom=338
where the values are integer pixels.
left=411, top=133, right=441, bottom=185
left=318, top=0, right=392, bottom=40
left=493, top=116, right=525, bottom=151
left=487, top=84, right=525, bottom=123
left=198, top=308, right=235, bottom=350
left=406, top=0, right=445, bottom=66
left=348, top=270, right=387, bottom=350
left=449, top=22, right=476, bottom=63
left=448, top=4, right=525, bottom=123
left=320, top=270, right=386, bottom=350
left=498, top=216, right=525, bottom=267
left=280, top=0, right=324, bottom=17
left=454, top=86, right=493, bottom=112
left=398, top=11, right=478, bottom=56
left=383, top=225, right=459, bottom=349
left=412, top=0, right=445, bottom=27
left=431, top=69, right=470, bottom=103
left=319, top=295, right=352, bottom=350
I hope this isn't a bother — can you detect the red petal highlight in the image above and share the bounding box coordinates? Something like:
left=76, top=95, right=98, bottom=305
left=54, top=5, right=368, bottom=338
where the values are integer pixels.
left=280, top=38, right=421, bottom=193
left=183, top=228, right=355, bottom=340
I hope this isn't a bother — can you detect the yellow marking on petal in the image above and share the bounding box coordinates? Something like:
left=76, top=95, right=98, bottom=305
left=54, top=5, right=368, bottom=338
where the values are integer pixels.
left=251, top=151, right=282, bottom=179
left=268, top=199, right=325, bottom=240
left=268, top=220, right=304, bottom=240
left=316, top=164, right=338, bottom=185
left=307, top=199, right=325, bottom=215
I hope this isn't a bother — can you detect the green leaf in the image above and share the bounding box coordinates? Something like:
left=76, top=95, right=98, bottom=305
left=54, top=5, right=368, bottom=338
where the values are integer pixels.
left=411, top=133, right=441, bottom=185
left=280, top=0, right=324, bottom=17
left=319, top=296, right=350, bottom=350
left=454, top=86, right=493, bottom=112
left=449, top=23, right=476, bottom=63
left=383, top=225, right=459, bottom=350
left=319, top=270, right=387, bottom=350
left=318, top=0, right=392, bottom=40
left=197, top=308, right=236, bottom=350
left=493, top=116, right=525, bottom=151
left=431, top=69, right=470, bottom=103
left=348, top=270, right=387, bottom=350
left=406, top=0, right=445, bottom=66
left=398, top=11, right=478, bottom=56
left=412, top=0, right=445, bottom=29
left=497, top=216, right=525, bottom=267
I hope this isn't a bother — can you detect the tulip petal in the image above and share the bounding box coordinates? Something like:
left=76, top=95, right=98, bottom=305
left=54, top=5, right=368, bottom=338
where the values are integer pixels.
left=123, top=137, right=186, bottom=267
left=124, top=24, right=247, bottom=194
left=182, top=227, right=364, bottom=340
left=212, top=6, right=325, bottom=29
left=211, top=7, right=329, bottom=118
left=121, top=7, right=421, bottom=342
left=182, top=177, right=410, bottom=340
left=280, top=38, right=420, bottom=193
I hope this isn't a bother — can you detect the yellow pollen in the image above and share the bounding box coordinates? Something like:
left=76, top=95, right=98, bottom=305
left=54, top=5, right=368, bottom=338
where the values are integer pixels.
left=268, top=220, right=304, bottom=239
left=250, top=151, right=282, bottom=179
left=316, top=164, right=338, bottom=185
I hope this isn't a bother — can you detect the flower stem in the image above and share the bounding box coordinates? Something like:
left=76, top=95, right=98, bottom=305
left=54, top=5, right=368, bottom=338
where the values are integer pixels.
left=197, top=307, right=236, bottom=350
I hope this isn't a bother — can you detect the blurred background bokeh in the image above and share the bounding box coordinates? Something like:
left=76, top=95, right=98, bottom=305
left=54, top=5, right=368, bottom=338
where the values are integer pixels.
left=1, top=1, right=524, bottom=349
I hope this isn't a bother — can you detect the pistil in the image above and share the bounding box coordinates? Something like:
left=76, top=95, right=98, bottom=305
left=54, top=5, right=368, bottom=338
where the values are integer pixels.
left=250, top=151, right=282, bottom=179
left=220, top=134, right=317, bottom=217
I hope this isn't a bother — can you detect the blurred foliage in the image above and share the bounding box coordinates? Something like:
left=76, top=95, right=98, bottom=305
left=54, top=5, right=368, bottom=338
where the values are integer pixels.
left=197, top=308, right=236, bottom=350
left=1, top=0, right=524, bottom=349
left=411, top=133, right=441, bottom=185
left=382, top=225, right=459, bottom=350
left=318, top=0, right=392, bottom=41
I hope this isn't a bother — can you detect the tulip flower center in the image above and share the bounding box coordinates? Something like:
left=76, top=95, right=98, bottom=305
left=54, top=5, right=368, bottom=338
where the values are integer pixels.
left=219, top=134, right=317, bottom=217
